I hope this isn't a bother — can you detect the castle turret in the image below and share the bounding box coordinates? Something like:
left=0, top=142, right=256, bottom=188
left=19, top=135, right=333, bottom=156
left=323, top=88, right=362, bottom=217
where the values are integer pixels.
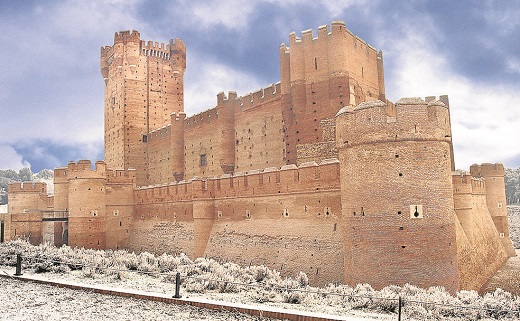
left=470, top=163, right=516, bottom=256
left=66, top=160, right=107, bottom=249
left=336, top=97, right=459, bottom=292
left=7, top=181, right=49, bottom=244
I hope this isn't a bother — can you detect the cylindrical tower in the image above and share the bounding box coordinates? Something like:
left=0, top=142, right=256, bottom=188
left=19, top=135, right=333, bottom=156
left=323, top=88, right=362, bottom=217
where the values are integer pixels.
left=67, top=160, right=107, bottom=250
left=470, top=163, right=516, bottom=256
left=336, top=98, right=459, bottom=292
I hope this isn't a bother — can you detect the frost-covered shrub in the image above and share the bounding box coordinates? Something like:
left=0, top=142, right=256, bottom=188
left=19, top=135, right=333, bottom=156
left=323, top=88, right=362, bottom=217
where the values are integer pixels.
left=184, top=277, right=206, bottom=293
left=482, top=288, right=515, bottom=319
left=248, top=288, right=280, bottom=303
left=2, top=240, right=520, bottom=319
left=371, top=285, right=400, bottom=313
left=249, top=264, right=269, bottom=282
left=295, top=271, right=309, bottom=287
left=194, top=257, right=213, bottom=273
left=282, top=290, right=306, bottom=304
left=156, top=253, right=175, bottom=272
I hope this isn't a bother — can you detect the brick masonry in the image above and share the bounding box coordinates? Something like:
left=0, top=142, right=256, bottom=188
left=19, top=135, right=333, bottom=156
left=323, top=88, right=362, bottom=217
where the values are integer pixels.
left=4, top=21, right=515, bottom=292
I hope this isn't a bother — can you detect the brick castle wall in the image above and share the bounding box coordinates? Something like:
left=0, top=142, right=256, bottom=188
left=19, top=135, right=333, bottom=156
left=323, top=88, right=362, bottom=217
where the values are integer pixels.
left=4, top=21, right=515, bottom=292
left=452, top=173, right=508, bottom=290
left=128, top=159, right=342, bottom=285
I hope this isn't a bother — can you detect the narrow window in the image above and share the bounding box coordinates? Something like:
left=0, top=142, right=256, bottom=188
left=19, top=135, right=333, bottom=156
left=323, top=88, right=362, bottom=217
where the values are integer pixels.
left=314, top=58, right=318, bottom=70
left=200, top=154, right=207, bottom=166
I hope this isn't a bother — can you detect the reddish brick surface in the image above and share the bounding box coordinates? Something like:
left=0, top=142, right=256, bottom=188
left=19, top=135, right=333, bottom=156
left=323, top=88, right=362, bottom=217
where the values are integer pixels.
left=5, top=21, right=515, bottom=291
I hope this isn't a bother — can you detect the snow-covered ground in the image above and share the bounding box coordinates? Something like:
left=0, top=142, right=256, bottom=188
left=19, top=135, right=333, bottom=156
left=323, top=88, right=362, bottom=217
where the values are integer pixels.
left=0, top=276, right=271, bottom=321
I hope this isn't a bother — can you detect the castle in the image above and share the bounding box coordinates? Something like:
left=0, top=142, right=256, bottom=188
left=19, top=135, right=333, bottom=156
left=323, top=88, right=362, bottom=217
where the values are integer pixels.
left=1, top=21, right=515, bottom=293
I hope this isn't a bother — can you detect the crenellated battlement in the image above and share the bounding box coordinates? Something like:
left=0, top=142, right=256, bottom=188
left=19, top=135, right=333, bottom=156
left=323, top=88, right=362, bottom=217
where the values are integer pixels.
left=335, top=97, right=452, bottom=149
left=55, top=160, right=136, bottom=182
left=114, top=30, right=140, bottom=44
left=452, top=172, right=486, bottom=195
left=184, top=84, right=281, bottom=129
left=135, top=158, right=340, bottom=203
left=65, top=160, right=106, bottom=179
left=106, top=168, right=136, bottom=184
left=286, top=21, right=377, bottom=54
left=148, top=124, right=171, bottom=140
left=470, top=163, right=505, bottom=178
left=236, top=83, right=281, bottom=111
left=184, top=107, right=219, bottom=128
left=140, top=40, right=171, bottom=60
left=8, top=182, right=47, bottom=194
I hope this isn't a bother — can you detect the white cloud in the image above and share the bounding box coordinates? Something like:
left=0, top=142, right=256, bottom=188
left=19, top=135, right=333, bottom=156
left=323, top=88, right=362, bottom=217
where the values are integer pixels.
left=0, top=144, right=31, bottom=170
left=506, top=59, right=520, bottom=74
left=51, top=0, right=145, bottom=37
left=481, top=6, right=520, bottom=36
left=268, top=0, right=368, bottom=15
left=184, top=54, right=265, bottom=115
left=381, top=21, right=520, bottom=170
left=176, top=0, right=256, bottom=31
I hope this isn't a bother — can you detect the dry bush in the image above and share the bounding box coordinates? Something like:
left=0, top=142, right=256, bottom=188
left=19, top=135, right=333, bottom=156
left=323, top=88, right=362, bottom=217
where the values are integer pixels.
left=2, top=240, right=520, bottom=320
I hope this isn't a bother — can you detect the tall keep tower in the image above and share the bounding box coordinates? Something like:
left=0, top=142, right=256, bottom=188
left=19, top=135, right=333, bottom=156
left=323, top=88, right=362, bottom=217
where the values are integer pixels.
left=280, top=21, right=385, bottom=164
left=101, top=31, right=186, bottom=185
left=335, top=97, right=459, bottom=292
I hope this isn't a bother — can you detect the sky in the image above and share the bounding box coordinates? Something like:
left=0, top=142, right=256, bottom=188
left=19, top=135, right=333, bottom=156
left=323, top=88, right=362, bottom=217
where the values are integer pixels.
left=0, top=0, right=519, bottom=172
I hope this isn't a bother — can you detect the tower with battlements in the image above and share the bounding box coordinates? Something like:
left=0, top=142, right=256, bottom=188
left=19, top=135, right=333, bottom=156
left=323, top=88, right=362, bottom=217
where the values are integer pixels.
left=101, top=31, right=186, bottom=186
left=470, top=163, right=516, bottom=256
left=335, top=98, right=460, bottom=292
left=4, top=21, right=515, bottom=293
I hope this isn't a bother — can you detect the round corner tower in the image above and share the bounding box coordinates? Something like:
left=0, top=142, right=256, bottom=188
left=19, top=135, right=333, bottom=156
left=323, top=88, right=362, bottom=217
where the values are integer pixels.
left=101, top=30, right=186, bottom=186
left=470, top=163, right=516, bottom=256
left=335, top=97, right=459, bottom=292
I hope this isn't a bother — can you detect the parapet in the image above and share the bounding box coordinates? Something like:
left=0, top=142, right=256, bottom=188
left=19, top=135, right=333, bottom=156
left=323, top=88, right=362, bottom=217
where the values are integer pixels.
left=285, top=20, right=377, bottom=55
left=470, top=163, right=505, bottom=178
left=148, top=124, right=171, bottom=141
left=8, top=182, right=47, bottom=194
left=425, top=95, right=449, bottom=107
left=106, top=168, right=137, bottom=185
left=185, top=84, right=281, bottom=128
left=141, top=40, right=172, bottom=60
left=114, top=30, right=140, bottom=44
left=452, top=172, right=486, bottom=195
left=64, top=160, right=106, bottom=179
left=236, top=83, right=281, bottom=111
left=184, top=107, right=220, bottom=128
left=335, top=97, right=452, bottom=148
left=134, top=158, right=341, bottom=200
